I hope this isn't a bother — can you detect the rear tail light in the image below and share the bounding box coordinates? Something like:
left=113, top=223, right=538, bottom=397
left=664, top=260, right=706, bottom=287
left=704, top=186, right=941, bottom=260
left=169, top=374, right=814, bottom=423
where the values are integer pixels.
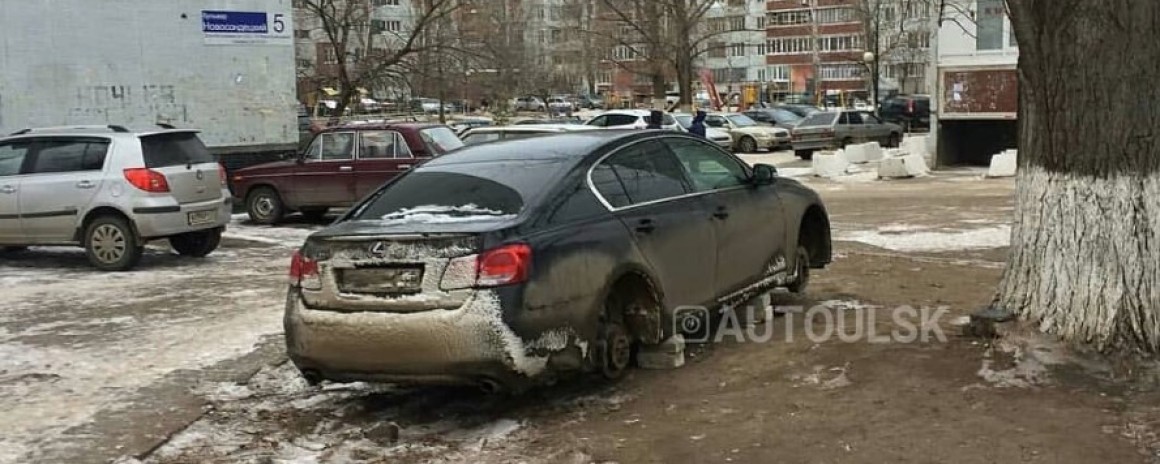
left=440, top=243, right=532, bottom=290
left=289, top=250, right=322, bottom=290
left=123, top=168, right=170, bottom=193
left=218, top=164, right=228, bottom=187
left=907, top=100, right=915, bottom=114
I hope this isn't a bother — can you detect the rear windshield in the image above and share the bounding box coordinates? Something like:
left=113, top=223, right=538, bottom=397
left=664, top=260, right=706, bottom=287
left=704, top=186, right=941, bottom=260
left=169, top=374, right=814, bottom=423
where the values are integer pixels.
left=419, top=127, right=465, bottom=154
left=798, top=112, right=839, bottom=127
left=140, top=132, right=215, bottom=168
left=350, top=160, right=565, bottom=222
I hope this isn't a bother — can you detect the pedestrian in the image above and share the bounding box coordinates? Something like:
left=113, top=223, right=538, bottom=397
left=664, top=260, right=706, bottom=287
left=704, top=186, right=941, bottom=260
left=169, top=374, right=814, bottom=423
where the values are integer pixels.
left=645, top=109, right=664, bottom=130
left=689, top=110, right=707, bottom=139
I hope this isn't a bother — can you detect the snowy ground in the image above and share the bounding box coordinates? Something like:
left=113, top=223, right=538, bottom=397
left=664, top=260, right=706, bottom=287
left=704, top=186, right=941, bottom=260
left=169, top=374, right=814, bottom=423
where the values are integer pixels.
left=11, top=161, right=1125, bottom=464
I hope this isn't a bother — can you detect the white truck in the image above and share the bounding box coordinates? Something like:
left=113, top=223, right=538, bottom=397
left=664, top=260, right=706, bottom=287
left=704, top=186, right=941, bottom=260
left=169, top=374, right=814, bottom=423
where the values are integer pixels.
left=0, top=0, right=299, bottom=169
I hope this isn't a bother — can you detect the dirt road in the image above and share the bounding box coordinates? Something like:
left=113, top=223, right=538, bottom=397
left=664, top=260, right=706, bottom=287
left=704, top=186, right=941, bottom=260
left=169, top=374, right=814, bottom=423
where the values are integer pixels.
left=5, top=163, right=1159, bottom=464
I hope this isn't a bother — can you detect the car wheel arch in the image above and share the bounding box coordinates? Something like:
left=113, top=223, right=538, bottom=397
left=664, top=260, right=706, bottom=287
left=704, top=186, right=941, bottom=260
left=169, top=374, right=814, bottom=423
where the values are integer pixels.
left=74, top=206, right=137, bottom=243
left=794, top=203, right=832, bottom=269
left=596, top=265, right=667, bottom=346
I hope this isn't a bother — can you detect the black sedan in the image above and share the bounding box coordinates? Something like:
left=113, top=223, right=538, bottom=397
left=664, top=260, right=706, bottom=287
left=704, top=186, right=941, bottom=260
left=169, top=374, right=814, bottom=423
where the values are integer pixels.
left=284, top=131, right=833, bottom=390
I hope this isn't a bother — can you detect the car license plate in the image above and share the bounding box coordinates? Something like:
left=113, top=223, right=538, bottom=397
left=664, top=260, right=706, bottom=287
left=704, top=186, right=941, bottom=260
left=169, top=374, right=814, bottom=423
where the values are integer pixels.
left=187, top=209, right=217, bottom=226
left=338, top=266, right=424, bottom=294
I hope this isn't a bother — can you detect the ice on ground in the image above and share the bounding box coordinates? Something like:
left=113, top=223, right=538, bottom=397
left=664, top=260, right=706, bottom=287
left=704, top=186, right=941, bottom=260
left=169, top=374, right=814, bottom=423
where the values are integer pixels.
left=0, top=247, right=289, bottom=463
left=838, top=225, right=1011, bottom=252
left=777, top=167, right=815, bottom=178
left=224, top=217, right=319, bottom=247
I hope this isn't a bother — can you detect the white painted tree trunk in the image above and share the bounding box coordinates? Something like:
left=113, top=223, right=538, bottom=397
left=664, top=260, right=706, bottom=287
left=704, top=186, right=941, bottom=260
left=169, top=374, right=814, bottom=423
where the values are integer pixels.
left=995, top=166, right=1160, bottom=351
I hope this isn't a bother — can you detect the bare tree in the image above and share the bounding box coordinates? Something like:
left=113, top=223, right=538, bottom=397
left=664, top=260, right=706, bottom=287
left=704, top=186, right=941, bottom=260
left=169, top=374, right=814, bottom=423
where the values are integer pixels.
left=593, top=0, right=747, bottom=111
left=299, top=0, right=462, bottom=120
left=995, top=0, right=1160, bottom=352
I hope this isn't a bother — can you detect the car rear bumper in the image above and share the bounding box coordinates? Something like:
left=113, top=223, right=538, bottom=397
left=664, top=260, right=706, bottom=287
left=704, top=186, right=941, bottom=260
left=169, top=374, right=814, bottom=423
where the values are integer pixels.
left=284, top=289, right=582, bottom=388
left=132, top=190, right=232, bottom=238
left=791, top=139, right=837, bottom=151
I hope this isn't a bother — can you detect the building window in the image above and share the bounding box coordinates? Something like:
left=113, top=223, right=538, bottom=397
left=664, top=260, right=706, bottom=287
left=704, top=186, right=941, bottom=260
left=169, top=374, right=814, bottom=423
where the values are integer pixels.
left=322, top=46, right=338, bottom=65
left=708, top=41, right=727, bottom=58
left=294, top=29, right=310, bottom=39
left=976, top=0, right=1005, bottom=50
left=728, top=43, right=746, bottom=57
left=372, top=0, right=400, bottom=5
left=768, top=7, right=856, bottom=26
left=755, top=16, right=766, bottom=29
left=729, top=16, right=746, bottom=31
left=759, top=65, right=790, bottom=82
left=819, top=64, right=864, bottom=81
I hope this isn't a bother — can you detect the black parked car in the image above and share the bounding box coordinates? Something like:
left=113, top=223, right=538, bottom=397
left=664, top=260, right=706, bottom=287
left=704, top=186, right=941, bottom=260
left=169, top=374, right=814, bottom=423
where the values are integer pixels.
left=879, top=95, right=930, bottom=131
left=284, top=131, right=833, bottom=390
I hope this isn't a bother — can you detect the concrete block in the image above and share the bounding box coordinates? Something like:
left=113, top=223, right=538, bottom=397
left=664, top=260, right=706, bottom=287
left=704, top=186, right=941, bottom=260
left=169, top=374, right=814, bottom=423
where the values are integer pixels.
left=900, top=135, right=928, bottom=157
left=637, top=335, right=685, bottom=369
left=986, top=150, right=1017, bottom=177
left=811, top=150, right=850, bottom=178
left=878, top=153, right=930, bottom=178
left=843, top=142, right=883, bottom=163
left=882, top=148, right=903, bottom=159
left=878, top=157, right=909, bottom=178
left=902, top=153, right=930, bottom=176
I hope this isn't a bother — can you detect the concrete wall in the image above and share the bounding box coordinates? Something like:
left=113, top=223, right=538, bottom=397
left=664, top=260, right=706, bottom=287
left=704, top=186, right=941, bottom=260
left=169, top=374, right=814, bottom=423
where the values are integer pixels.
left=0, top=0, right=298, bottom=153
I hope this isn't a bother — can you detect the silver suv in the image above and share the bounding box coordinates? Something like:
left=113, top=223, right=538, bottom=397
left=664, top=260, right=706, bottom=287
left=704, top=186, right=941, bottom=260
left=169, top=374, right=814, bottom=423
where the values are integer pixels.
left=0, top=125, right=231, bottom=271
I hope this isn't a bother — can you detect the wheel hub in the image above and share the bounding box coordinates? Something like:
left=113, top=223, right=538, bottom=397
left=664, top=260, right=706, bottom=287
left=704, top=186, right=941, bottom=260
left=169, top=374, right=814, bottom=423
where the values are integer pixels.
left=602, top=323, right=631, bottom=378
left=92, top=224, right=126, bottom=263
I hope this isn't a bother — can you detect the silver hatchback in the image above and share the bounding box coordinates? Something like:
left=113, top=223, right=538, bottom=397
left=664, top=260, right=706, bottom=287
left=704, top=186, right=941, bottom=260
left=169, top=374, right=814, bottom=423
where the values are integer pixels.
left=0, top=125, right=231, bottom=270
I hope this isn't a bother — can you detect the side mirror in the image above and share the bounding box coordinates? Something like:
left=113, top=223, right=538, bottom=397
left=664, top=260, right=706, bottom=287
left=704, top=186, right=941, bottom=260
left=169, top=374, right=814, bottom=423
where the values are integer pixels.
left=751, top=164, right=777, bottom=185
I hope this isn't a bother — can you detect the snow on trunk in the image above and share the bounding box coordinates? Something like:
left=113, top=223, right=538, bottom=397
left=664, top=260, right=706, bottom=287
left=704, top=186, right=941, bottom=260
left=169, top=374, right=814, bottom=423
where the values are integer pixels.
left=995, top=167, right=1160, bottom=350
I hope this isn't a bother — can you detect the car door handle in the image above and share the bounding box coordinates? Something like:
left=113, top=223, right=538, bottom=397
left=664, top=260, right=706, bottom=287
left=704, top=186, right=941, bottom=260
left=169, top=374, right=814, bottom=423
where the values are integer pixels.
left=0, top=185, right=15, bottom=194
left=76, top=180, right=96, bottom=189
left=712, top=207, right=730, bottom=220
left=398, top=164, right=412, bottom=170
left=634, top=218, right=656, bottom=234
left=339, top=166, right=353, bottom=172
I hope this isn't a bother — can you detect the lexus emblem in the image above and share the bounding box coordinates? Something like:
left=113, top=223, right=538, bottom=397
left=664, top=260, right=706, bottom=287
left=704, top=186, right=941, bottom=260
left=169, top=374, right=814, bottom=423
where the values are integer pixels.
left=369, top=241, right=388, bottom=257
left=195, top=170, right=205, bottom=180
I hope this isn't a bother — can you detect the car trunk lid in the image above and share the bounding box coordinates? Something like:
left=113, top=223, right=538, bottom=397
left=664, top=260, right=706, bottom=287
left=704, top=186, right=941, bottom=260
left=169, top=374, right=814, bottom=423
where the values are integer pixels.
left=139, top=132, right=222, bottom=204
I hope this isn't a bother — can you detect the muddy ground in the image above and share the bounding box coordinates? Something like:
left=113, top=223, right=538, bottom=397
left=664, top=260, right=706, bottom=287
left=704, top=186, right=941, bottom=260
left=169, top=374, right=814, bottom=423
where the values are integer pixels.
left=5, top=157, right=1160, bottom=464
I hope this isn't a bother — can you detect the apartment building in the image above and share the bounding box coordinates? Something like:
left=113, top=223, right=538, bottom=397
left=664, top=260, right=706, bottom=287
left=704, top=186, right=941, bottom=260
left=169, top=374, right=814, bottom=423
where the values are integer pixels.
left=931, top=0, right=1019, bottom=166
left=292, top=0, right=416, bottom=104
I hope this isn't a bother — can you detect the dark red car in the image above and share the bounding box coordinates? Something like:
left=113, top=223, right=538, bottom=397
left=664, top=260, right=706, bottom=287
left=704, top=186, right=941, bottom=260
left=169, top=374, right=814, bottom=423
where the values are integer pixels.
left=231, top=122, right=464, bottom=224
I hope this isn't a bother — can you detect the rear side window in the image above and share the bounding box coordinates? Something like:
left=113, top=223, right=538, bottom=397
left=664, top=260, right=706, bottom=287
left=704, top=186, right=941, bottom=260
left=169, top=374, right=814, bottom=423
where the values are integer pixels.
left=31, top=139, right=110, bottom=173
left=140, top=132, right=214, bottom=168
left=594, top=140, right=689, bottom=207
left=800, top=112, right=838, bottom=127
left=462, top=132, right=501, bottom=145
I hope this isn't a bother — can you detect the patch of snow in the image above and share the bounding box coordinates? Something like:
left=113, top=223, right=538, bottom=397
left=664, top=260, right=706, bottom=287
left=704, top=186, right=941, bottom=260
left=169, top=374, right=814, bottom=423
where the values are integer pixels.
left=381, top=204, right=516, bottom=225
left=776, top=167, right=814, bottom=178
left=838, top=225, right=1012, bottom=252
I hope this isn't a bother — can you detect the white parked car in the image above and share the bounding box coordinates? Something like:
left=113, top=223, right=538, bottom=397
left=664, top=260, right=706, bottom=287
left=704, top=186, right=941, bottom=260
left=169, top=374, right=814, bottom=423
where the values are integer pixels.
left=583, top=110, right=682, bottom=131
left=459, top=124, right=597, bottom=145
left=546, top=96, right=574, bottom=112
left=0, top=125, right=231, bottom=270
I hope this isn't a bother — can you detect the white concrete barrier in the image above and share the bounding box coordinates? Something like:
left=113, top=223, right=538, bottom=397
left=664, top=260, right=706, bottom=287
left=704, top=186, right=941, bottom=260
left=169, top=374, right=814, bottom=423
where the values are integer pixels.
left=811, top=150, right=851, bottom=178
left=986, top=149, right=1018, bottom=177
left=877, top=157, right=910, bottom=178
left=843, top=142, right=883, bottom=164
left=878, top=152, right=930, bottom=178
left=900, top=135, right=928, bottom=156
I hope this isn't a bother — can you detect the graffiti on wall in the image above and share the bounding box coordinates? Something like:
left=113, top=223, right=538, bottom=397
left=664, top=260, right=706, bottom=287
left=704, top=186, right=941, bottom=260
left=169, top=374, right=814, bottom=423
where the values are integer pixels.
left=68, top=84, right=189, bottom=125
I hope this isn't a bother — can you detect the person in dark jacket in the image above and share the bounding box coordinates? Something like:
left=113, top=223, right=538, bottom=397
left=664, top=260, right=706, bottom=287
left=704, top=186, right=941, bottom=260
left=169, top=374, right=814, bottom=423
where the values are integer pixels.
left=645, top=109, right=664, bottom=129
left=688, top=110, right=708, bottom=138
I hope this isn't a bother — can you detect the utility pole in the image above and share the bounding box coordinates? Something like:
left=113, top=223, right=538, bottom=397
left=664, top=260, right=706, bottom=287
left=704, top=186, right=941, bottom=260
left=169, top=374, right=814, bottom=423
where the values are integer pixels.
left=806, top=0, right=821, bottom=106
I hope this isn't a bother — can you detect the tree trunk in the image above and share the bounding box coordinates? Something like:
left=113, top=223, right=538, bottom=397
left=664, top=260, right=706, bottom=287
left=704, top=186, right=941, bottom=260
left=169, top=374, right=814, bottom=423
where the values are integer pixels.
left=997, top=0, right=1160, bottom=352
